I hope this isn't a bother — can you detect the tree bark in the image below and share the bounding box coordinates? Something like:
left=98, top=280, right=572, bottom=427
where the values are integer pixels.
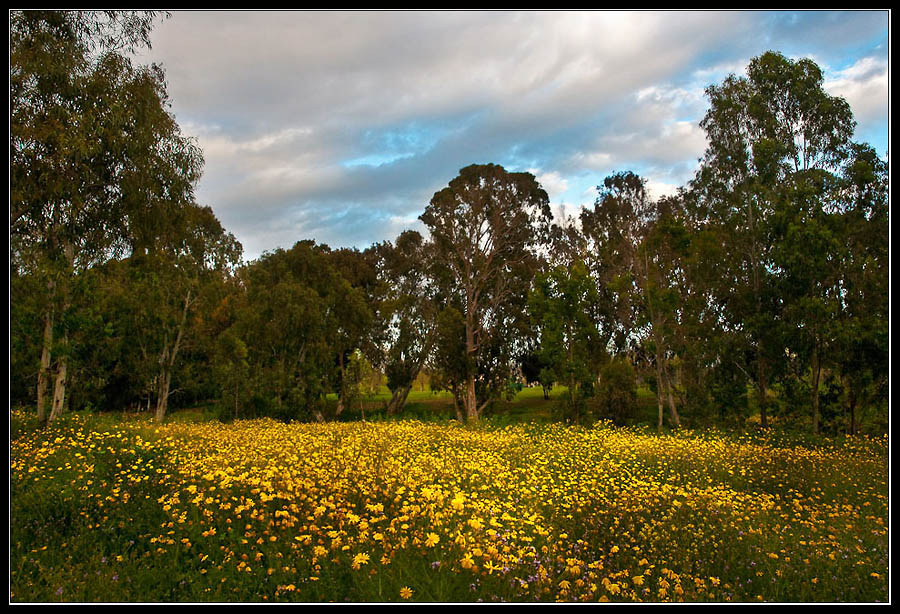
left=48, top=337, right=67, bottom=423
left=36, top=307, right=53, bottom=424
left=154, top=369, right=171, bottom=423
left=465, top=376, right=478, bottom=422
left=386, top=384, right=413, bottom=416
left=810, top=343, right=821, bottom=434
left=154, top=288, right=192, bottom=423
left=664, top=363, right=681, bottom=428
left=450, top=383, right=464, bottom=422
left=48, top=241, right=73, bottom=424
left=655, top=356, right=665, bottom=432
left=756, top=360, right=769, bottom=428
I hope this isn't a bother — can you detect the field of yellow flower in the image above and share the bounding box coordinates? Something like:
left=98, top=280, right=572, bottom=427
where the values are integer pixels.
left=9, top=411, right=889, bottom=603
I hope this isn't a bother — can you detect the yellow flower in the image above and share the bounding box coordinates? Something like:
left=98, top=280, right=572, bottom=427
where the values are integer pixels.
left=351, top=552, right=370, bottom=570
left=425, top=532, right=440, bottom=547
left=399, top=586, right=413, bottom=599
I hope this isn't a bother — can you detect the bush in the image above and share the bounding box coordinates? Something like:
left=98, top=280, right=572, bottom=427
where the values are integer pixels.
left=596, top=358, right=638, bottom=423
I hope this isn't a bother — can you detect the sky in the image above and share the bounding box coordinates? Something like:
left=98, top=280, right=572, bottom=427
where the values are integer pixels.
left=135, top=10, right=890, bottom=261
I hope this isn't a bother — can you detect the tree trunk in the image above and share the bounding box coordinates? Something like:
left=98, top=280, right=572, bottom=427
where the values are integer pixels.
left=810, top=344, right=821, bottom=434
left=756, top=359, right=769, bottom=428
left=386, top=384, right=413, bottom=416
left=335, top=350, right=346, bottom=417
left=48, top=241, right=73, bottom=424
left=568, top=371, right=578, bottom=424
left=655, top=357, right=665, bottom=433
left=451, top=383, right=464, bottom=422
left=48, top=339, right=67, bottom=423
left=465, top=376, right=478, bottom=422
left=567, top=330, right=579, bottom=423
left=155, top=369, right=171, bottom=423
left=37, top=307, right=53, bottom=424
left=154, top=288, right=192, bottom=424
left=664, top=363, right=681, bottom=428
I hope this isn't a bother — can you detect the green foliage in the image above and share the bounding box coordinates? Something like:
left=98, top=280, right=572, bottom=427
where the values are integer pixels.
left=595, top=358, right=638, bottom=423
left=528, top=262, right=604, bottom=423
left=8, top=39, right=888, bottom=437
left=421, top=164, right=552, bottom=420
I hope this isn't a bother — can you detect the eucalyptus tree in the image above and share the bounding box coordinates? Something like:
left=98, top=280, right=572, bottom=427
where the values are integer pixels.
left=527, top=261, right=603, bottom=423
left=579, top=172, right=650, bottom=355
left=829, top=144, right=889, bottom=434
left=375, top=230, right=440, bottom=416
left=420, top=164, right=552, bottom=421
left=236, top=242, right=371, bottom=422
left=10, top=10, right=204, bottom=422
left=689, top=51, right=856, bottom=429
left=581, top=172, right=684, bottom=430
left=130, top=204, right=242, bottom=423
left=322, top=246, right=378, bottom=417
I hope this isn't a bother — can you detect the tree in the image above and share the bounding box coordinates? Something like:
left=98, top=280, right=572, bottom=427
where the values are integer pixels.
left=830, top=144, right=889, bottom=434
left=581, top=172, right=684, bottom=430
left=420, top=164, right=552, bottom=421
left=133, top=204, right=242, bottom=422
left=322, top=246, right=378, bottom=418
left=579, top=171, right=649, bottom=355
left=596, top=357, right=638, bottom=424
left=688, top=51, right=856, bottom=429
left=10, top=10, right=204, bottom=422
left=375, top=231, right=440, bottom=416
left=233, top=242, right=371, bottom=422
left=528, top=261, right=604, bottom=423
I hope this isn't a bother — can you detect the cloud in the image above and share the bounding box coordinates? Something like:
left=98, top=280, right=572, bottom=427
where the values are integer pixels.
left=825, top=55, right=888, bottom=128
left=136, top=10, right=888, bottom=259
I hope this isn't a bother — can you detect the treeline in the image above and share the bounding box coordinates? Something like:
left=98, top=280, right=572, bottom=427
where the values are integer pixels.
left=10, top=12, right=888, bottom=434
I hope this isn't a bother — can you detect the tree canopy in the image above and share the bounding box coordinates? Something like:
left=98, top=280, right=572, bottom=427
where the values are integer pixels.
left=10, top=31, right=888, bottom=435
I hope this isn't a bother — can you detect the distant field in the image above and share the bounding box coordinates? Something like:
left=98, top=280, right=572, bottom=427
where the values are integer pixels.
left=320, top=385, right=660, bottom=424
left=10, top=411, right=888, bottom=603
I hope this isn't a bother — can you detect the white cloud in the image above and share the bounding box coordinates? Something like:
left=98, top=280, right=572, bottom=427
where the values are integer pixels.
left=131, top=11, right=888, bottom=259
left=529, top=169, right=569, bottom=203
left=645, top=179, right=680, bottom=201
left=825, top=55, right=888, bottom=126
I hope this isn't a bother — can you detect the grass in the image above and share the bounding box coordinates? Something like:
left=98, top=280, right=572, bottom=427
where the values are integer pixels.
left=329, top=384, right=660, bottom=425
left=9, top=409, right=888, bottom=603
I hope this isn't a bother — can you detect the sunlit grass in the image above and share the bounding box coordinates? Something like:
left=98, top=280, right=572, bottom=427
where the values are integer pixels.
left=9, top=410, right=888, bottom=603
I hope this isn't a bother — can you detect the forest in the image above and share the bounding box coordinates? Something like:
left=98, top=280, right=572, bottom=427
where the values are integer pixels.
left=10, top=11, right=889, bottom=436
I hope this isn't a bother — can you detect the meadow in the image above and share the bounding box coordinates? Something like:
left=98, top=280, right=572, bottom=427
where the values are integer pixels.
left=9, top=409, right=889, bottom=603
